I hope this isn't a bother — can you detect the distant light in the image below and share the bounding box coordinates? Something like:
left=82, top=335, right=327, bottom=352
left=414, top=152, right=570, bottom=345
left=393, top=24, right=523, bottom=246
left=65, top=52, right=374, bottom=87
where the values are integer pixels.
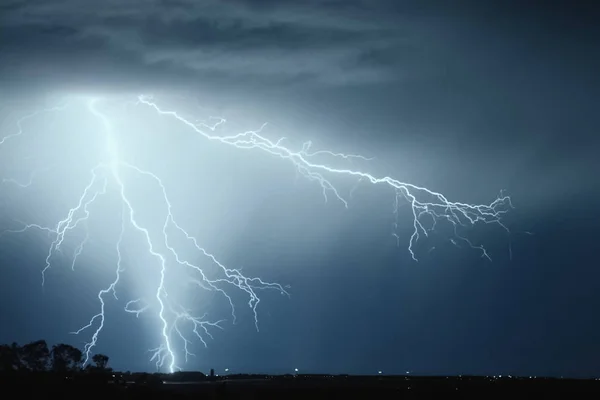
left=294, top=368, right=299, bottom=373
left=378, top=371, right=382, bottom=374
left=225, top=368, right=229, bottom=372
left=406, top=371, right=410, bottom=374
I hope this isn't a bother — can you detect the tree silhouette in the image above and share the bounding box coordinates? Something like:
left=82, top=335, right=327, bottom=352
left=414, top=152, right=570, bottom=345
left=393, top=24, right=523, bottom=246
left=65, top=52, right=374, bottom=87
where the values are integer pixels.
left=51, top=343, right=82, bottom=372
left=0, top=343, right=20, bottom=372
left=0, top=341, right=51, bottom=372
left=92, top=353, right=109, bottom=370
left=20, top=340, right=50, bottom=371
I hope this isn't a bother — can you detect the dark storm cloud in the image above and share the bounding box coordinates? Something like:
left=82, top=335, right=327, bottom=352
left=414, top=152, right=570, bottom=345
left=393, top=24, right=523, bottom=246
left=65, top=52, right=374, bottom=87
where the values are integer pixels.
left=0, top=0, right=418, bottom=91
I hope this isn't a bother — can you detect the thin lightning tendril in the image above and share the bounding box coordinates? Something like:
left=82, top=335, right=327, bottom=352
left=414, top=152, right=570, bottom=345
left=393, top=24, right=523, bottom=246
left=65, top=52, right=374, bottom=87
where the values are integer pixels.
left=0, top=94, right=512, bottom=373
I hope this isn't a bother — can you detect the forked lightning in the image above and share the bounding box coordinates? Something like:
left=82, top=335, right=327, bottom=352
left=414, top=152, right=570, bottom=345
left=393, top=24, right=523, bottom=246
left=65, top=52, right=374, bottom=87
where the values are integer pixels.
left=0, top=95, right=512, bottom=372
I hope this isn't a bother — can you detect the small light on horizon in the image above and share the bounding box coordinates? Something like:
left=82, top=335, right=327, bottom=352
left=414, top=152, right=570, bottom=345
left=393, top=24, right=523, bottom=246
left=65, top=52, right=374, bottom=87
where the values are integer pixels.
left=378, top=371, right=382, bottom=374
left=225, top=368, right=229, bottom=372
left=294, top=368, right=299, bottom=373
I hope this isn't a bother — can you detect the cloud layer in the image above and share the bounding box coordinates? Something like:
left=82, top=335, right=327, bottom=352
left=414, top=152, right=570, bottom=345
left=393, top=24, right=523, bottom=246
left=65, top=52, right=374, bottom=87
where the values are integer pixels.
left=0, top=0, right=424, bottom=91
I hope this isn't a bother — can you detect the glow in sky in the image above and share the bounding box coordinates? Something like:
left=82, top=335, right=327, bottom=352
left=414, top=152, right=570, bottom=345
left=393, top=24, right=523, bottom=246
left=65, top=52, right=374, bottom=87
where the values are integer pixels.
left=0, top=93, right=512, bottom=373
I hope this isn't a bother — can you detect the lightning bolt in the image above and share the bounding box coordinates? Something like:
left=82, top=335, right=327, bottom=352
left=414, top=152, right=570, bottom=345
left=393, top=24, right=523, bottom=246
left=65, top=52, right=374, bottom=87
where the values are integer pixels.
left=136, top=95, right=512, bottom=260
left=0, top=94, right=512, bottom=373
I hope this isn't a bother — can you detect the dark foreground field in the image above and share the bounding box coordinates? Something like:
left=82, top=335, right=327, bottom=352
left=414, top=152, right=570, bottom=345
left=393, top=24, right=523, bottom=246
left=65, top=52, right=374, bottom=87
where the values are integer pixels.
left=4, top=375, right=600, bottom=399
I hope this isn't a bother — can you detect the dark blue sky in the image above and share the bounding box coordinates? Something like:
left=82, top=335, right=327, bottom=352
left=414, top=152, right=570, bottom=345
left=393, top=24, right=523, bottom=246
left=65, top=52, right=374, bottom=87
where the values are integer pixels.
left=1, top=0, right=599, bottom=377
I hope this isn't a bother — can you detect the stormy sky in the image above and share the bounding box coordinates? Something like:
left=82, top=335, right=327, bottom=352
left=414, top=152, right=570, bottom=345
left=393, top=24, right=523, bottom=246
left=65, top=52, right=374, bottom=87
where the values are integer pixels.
left=1, top=0, right=599, bottom=377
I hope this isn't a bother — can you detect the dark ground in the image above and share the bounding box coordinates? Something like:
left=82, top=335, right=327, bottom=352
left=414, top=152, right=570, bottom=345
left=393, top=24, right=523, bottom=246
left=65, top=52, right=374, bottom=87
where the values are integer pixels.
left=3, top=374, right=600, bottom=399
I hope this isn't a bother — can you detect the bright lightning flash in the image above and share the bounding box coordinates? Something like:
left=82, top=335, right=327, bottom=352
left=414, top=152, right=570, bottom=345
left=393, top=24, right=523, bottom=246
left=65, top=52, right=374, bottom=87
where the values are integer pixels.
left=0, top=94, right=512, bottom=373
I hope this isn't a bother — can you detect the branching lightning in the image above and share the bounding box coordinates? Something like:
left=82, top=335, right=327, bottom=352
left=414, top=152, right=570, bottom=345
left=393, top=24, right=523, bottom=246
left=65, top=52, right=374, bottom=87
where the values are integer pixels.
left=0, top=94, right=512, bottom=373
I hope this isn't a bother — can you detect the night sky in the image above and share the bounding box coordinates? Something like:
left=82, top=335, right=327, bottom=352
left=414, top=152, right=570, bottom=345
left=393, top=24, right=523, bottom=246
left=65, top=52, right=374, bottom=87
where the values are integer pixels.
left=1, top=0, right=600, bottom=378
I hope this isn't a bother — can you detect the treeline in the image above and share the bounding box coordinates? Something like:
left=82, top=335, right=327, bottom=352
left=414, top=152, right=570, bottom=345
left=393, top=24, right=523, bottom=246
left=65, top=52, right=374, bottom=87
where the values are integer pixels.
left=0, top=339, right=110, bottom=374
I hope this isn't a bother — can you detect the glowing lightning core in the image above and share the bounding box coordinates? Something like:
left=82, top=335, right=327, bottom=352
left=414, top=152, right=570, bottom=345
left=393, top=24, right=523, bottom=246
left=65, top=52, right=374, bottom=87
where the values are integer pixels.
left=0, top=94, right=512, bottom=373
